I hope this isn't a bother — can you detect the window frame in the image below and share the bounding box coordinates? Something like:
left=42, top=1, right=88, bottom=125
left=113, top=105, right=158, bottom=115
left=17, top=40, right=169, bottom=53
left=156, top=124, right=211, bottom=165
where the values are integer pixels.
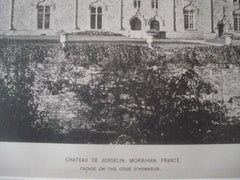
left=184, top=10, right=195, bottom=30
left=151, top=0, right=159, bottom=9
left=130, top=17, right=142, bottom=31
left=233, top=0, right=239, bottom=4
left=234, top=13, right=240, bottom=31
left=37, top=5, right=51, bottom=30
left=133, top=0, right=141, bottom=8
left=90, top=6, right=103, bottom=30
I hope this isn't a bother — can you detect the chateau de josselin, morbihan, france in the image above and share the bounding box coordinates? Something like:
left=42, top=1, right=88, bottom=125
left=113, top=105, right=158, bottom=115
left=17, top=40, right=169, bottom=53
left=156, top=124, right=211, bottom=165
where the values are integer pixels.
left=1, top=0, right=240, bottom=40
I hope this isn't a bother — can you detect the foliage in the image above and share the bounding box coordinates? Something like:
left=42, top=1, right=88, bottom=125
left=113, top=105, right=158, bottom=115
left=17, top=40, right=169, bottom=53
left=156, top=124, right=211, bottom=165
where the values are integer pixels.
left=0, top=43, right=45, bottom=140
left=72, top=63, right=226, bottom=144
left=0, top=41, right=240, bottom=143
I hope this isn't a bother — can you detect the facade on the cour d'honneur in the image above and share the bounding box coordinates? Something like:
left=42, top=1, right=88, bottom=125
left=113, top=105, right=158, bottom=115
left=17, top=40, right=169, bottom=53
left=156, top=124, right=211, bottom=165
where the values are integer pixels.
left=0, top=0, right=240, bottom=39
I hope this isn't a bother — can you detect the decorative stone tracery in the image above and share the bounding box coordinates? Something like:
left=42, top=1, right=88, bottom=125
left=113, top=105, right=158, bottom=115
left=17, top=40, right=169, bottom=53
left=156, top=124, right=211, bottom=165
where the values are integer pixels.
left=36, top=0, right=56, bottom=9
left=89, top=0, right=108, bottom=11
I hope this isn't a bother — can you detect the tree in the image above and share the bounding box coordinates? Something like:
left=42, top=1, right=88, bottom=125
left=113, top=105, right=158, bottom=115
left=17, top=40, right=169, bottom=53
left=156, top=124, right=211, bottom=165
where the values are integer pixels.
left=0, top=44, right=40, bottom=141
left=70, top=45, right=227, bottom=144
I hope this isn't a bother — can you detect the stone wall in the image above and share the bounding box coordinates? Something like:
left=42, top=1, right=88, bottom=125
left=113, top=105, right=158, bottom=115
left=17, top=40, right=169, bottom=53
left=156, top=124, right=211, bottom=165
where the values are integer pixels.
left=7, top=0, right=75, bottom=35
left=1, top=0, right=237, bottom=39
left=26, top=45, right=240, bottom=132
left=122, top=0, right=173, bottom=33
left=175, top=0, right=212, bottom=38
left=195, top=65, right=240, bottom=120
left=0, top=0, right=11, bottom=32
left=77, top=0, right=121, bottom=32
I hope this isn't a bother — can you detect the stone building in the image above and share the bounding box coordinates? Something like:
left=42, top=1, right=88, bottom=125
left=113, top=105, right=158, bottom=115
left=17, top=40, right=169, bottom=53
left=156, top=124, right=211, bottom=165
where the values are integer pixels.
left=0, top=0, right=240, bottom=39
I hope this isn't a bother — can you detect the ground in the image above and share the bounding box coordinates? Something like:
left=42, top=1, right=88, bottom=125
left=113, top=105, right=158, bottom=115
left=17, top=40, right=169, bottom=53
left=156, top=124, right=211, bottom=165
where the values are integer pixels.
left=2, top=34, right=240, bottom=47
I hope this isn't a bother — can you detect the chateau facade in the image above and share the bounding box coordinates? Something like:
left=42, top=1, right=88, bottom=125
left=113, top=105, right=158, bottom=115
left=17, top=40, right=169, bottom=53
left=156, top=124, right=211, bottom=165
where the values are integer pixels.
left=0, top=0, right=240, bottom=39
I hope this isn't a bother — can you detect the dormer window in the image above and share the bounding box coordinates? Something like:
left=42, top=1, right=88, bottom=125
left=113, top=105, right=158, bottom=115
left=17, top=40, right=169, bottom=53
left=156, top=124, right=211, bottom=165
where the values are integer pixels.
left=151, top=0, right=159, bottom=9
left=134, top=0, right=141, bottom=8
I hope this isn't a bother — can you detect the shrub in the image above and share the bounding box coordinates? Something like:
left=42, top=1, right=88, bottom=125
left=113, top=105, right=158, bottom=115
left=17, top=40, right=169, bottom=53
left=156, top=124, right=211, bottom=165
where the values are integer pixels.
left=0, top=42, right=240, bottom=143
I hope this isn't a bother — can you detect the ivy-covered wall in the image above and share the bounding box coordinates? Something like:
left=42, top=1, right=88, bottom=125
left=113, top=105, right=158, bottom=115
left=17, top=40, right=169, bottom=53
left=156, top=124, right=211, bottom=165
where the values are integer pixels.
left=0, top=42, right=240, bottom=144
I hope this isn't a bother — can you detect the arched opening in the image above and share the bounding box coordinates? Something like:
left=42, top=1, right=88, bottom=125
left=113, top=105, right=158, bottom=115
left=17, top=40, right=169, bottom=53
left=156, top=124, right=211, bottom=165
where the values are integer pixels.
left=217, top=19, right=225, bottom=38
left=150, top=19, right=160, bottom=31
left=218, top=22, right=225, bottom=37
left=130, top=17, right=142, bottom=30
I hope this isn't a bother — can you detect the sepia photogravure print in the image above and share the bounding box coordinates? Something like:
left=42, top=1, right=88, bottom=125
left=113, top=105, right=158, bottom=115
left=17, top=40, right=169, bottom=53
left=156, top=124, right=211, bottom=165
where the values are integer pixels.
left=1, top=0, right=240, bottom=145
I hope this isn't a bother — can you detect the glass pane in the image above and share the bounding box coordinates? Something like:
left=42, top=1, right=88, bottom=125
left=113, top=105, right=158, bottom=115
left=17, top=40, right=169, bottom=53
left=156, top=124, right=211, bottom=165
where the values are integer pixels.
left=91, top=15, right=96, bottom=29
left=37, top=15, right=43, bottom=29
left=234, top=16, right=237, bottom=31
left=134, top=0, right=137, bottom=8
left=234, top=15, right=240, bottom=31
left=131, top=18, right=141, bottom=30
left=45, top=14, right=50, bottom=29
left=37, top=6, right=44, bottom=29
left=184, top=14, right=188, bottom=29
left=184, top=10, right=195, bottom=30
left=97, top=15, right=102, bottom=29
left=91, top=7, right=96, bottom=13
left=238, top=16, right=240, bottom=31
left=97, top=7, right=102, bottom=14
left=150, top=20, right=159, bottom=31
left=38, top=6, right=44, bottom=15
left=138, top=0, right=141, bottom=7
left=45, top=6, right=50, bottom=14
left=136, top=20, right=141, bottom=30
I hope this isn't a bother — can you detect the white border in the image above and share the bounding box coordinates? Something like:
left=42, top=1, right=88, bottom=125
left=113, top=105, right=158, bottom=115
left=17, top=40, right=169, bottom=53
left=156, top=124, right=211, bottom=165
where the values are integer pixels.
left=0, top=142, right=240, bottom=179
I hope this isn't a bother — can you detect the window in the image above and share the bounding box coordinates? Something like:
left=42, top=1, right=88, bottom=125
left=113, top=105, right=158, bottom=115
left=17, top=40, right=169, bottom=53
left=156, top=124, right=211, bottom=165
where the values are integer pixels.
left=151, top=0, right=159, bottom=9
left=37, top=5, right=50, bottom=29
left=90, top=7, right=103, bottom=29
left=184, top=10, right=195, bottom=30
left=131, top=17, right=141, bottom=30
left=150, top=19, right=160, bottom=31
left=134, top=0, right=141, bottom=8
left=234, top=14, right=240, bottom=31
